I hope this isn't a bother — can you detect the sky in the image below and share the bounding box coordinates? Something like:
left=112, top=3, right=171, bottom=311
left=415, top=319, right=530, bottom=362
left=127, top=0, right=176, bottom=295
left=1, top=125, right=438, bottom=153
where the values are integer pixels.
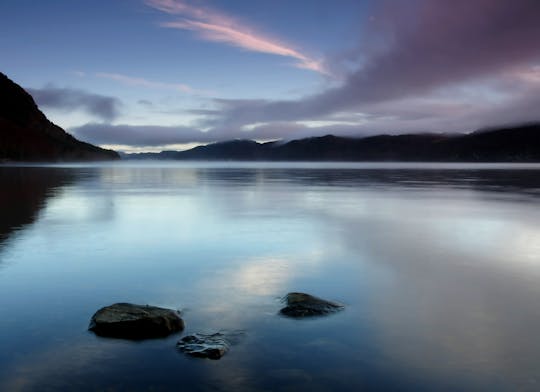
left=1, top=0, right=539, bottom=152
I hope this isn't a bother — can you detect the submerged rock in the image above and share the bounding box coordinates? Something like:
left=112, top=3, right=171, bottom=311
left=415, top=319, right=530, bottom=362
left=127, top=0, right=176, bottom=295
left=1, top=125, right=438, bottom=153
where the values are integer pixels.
left=89, top=303, right=184, bottom=339
left=178, top=333, right=230, bottom=359
left=280, top=292, right=344, bottom=318
left=177, top=331, right=245, bottom=359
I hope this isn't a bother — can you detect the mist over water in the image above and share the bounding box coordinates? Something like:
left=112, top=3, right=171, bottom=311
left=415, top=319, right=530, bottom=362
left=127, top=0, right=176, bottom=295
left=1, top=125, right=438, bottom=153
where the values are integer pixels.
left=1, top=162, right=540, bottom=391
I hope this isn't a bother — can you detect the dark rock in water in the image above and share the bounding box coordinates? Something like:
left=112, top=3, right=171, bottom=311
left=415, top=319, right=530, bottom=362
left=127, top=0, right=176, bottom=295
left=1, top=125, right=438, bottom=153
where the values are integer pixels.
left=177, top=333, right=230, bottom=359
left=177, top=330, right=245, bottom=359
left=89, top=303, right=184, bottom=339
left=280, top=292, right=344, bottom=318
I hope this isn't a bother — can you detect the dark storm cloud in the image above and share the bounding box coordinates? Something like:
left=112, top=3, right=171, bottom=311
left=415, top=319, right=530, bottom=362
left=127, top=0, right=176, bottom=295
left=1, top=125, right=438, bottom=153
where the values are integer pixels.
left=27, top=86, right=121, bottom=121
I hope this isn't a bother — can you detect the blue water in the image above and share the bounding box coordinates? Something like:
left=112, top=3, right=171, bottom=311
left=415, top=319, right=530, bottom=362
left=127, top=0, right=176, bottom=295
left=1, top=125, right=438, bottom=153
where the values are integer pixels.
left=1, top=162, right=540, bottom=391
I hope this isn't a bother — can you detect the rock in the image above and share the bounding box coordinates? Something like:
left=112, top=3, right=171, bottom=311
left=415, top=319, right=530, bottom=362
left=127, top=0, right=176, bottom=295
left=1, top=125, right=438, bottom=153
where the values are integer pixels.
left=177, top=333, right=230, bottom=359
left=279, top=292, right=344, bottom=318
left=89, top=303, right=184, bottom=339
left=177, top=330, right=245, bottom=359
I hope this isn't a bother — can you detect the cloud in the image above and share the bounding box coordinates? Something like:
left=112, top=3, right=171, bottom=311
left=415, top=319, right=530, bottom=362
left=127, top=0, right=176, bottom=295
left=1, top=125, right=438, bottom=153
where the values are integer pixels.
left=71, top=123, right=216, bottom=146
left=326, top=0, right=540, bottom=108
left=203, top=0, right=540, bottom=132
left=145, top=0, right=327, bottom=74
left=71, top=69, right=540, bottom=148
left=69, top=121, right=314, bottom=147
left=69, top=0, right=540, bottom=150
left=96, top=72, right=207, bottom=94
left=27, top=86, right=121, bottom=121
left=69, top=120, right=385, bottom=148
left=69, top=77, right=540, bottom=149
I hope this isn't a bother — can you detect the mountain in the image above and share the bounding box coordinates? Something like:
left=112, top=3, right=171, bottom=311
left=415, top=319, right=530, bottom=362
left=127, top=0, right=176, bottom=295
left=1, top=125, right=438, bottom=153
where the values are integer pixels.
left=0, top=73, right=119, bottom=161
left=126, top=124, right=540, bottom=162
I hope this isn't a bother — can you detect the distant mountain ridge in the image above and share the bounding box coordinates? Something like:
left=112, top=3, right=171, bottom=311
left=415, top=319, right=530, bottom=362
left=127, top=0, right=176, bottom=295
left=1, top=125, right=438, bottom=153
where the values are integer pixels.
left=0, top=72, right=118, bottom=162
left=126, top=123, right=540, bottom=162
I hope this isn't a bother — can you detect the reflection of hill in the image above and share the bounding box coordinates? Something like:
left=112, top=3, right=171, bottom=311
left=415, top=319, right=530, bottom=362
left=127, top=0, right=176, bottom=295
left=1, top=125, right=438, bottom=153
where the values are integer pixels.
left=0, top=167, right=75, bottom=247
left=270, top=168, right=540, bottom=195
left=190, top=166, right=540, bottom=197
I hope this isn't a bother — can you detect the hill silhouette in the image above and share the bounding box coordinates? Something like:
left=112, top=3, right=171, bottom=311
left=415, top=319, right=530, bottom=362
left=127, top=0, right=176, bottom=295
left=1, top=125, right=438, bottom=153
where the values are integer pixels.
left=127, top=124, right=540, bottom=162
left=0, top=73, right=118, bottom=162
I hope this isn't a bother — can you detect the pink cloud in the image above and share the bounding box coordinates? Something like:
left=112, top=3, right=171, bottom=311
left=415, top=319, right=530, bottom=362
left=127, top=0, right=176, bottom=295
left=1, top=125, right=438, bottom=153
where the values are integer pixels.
left=145, top=0, right=327, bottom=74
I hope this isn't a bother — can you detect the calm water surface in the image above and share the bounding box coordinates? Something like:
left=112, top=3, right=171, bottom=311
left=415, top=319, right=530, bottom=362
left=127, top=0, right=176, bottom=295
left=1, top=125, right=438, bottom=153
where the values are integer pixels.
left=1, top=162, right=540, bottom=391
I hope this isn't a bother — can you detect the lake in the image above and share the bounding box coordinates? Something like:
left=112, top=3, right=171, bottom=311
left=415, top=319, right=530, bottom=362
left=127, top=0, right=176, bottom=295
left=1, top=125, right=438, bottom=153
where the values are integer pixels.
left=1, top=162, right=540, bottom=391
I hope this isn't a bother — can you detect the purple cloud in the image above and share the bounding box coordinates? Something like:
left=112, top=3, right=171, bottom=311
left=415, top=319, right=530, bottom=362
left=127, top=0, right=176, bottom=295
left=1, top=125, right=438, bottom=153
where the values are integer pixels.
left=68, top=0, right=540, bottom=150
left=206, top=0, right=540, bottom=132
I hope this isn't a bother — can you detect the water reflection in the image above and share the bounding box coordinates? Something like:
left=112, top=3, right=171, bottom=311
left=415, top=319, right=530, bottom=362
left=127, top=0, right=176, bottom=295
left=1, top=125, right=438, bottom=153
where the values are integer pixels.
left=1, top=163, right=540, bottom=391
left=0, top=167, right=76, bottom=250
left=335, top=205, right=540, bottom=389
